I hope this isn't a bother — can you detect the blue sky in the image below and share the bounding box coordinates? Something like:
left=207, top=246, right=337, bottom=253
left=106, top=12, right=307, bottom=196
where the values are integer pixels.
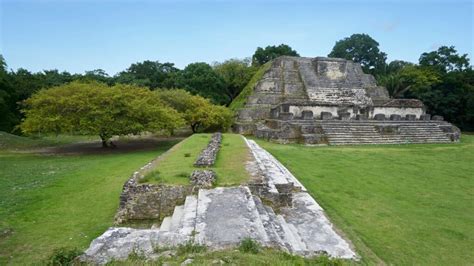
left=1, top=0, right=472, bottom=75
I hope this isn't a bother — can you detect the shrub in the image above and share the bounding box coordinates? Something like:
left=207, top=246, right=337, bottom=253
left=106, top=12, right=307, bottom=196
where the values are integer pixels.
left=238, top=237, right=260, bottom=254
left=47, top=247, right=82, bottom=266
left=184, top=153, right=191, bottom=157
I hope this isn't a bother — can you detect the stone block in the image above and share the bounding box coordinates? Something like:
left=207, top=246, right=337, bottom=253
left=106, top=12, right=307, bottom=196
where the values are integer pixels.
left=355, top=114, right=368, bottom=120
left=405, top=114, right=416, bottom=121
left=374, top=114, right=386, bottom=121
left=270, top=107, right=279, bottom=119
left=432, top=115, right=444, bottom=121
left=390, top=114, right=401, bottom=121
left=301, top=133, right=323, bottom=144
left=301, top=110, right=314, bottom=120
left=279, top=112, right=294, bottom=120
left=320, top=112, right=332, bottom=120
left=420, top=114, right=431, bottom=121
left=338, top=112, right=351, bottom=120
left=300, top=125, right=315, bottom=134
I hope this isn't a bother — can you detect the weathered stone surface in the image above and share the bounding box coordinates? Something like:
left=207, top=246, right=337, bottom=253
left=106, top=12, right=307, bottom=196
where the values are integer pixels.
left=279, top=112, right=294, bottom=120
left=432, top=115, right=444, bottom=121
left=390, top=114, right=401, bottom=121
left=194, top=133, right=222, bottom=167
left=405, top=114, right=417, bottom=121
left=321, top=112, right=333, bottom=120
left=115, top=181, right=192, bottom=224
left=420, top=114, right=431, bottom=121
left=373, top=114, right=386, bottom=121
left=338, top=112, right=351, bottom=120
left=79, top=227, right=159, bottom=265
left=190, top=170, right=216, bottom=188
left=301, top=110, right=313, bottom=120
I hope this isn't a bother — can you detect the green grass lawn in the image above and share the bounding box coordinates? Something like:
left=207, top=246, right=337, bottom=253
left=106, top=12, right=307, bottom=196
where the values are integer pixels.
left=256, top=136, right=474, bottom=265
left=144, top=133, right=250, bottom=186
left=0, top=136, right=178, bottom=264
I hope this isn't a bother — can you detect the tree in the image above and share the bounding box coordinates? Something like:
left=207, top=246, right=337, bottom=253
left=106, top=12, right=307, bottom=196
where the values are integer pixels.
left=20, top=81, right=184, bottom=147
left=114, top=60, right=179, bottom=89
left=384, top=60, right=414, bottom=74
left=156, top=89, right=233, bottom=133
left=419, top=46, right=470, bottom=73
left=81, top=69, right=113, bottom=85
left=213, top=58, right=256, bottom=106
left=328, top=33, right=387, bottom=75
left=378, top=65, right=441, bottom=98
left=0, top=55, right=18, bottom=132
left=175, top=62, right=227, bottom=104
left=252, top=44, right=299, bottom=66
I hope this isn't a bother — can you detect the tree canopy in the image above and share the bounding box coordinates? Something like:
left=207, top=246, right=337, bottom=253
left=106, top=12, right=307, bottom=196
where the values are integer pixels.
left=175, top=62, right=227, bottom=105
left=252, top=44, right=299, bottom=66
left=419, top=46, right=470, bottom=73
left=213, top=58, right=256, bottom=106
left=328, top=33, right=387, bottom=75
left=155, top=89, right=233, bottom=133
left=115, top=60, right=179, bottom=89
left=20, top=81, right=184, bottom=147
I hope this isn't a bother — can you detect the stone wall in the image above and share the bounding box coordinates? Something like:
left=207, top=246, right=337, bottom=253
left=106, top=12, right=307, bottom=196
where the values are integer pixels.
left=115, top=174, right=192, bottom=224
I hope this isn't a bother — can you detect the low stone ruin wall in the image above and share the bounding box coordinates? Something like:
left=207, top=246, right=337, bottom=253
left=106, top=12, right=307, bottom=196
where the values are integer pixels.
left=194, top=133, right=222, bottom=167
left=115, top=173, right=192, bottom=225
left=115, top=133, right=224, bottom=224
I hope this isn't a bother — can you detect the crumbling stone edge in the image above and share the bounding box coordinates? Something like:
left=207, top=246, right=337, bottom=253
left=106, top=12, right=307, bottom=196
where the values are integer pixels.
left=194, top=132, right=222, bottom=167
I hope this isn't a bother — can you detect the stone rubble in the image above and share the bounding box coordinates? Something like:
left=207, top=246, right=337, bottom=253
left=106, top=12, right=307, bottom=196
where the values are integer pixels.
left=194, top=133, right=222, bottom=167
left=189, top=170, right=217, bottom=188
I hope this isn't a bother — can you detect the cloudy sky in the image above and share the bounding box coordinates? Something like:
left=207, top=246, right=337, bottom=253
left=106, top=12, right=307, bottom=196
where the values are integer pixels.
left=1, top=0, right=472, bottom=75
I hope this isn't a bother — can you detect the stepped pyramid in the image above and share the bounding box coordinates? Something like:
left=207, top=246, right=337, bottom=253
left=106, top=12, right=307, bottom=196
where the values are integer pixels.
left=234, top=56, right=460, bottom=145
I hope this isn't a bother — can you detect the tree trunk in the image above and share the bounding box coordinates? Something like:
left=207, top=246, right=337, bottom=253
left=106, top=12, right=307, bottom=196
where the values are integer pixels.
left=100, top=134, right=109, bottom=148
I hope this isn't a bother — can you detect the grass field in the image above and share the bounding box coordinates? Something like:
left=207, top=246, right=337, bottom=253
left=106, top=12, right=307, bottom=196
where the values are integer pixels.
left=0, top=134, right=178, bottom=264
left=2, top=132, right=472, bottom=265
left=144, top=133, right=250, bottom=186
left=256, top=135, right=474, bottom=265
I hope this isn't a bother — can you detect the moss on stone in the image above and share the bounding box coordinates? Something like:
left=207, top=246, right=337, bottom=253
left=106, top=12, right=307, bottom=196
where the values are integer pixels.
left=229, top=62, right=272, bottom=112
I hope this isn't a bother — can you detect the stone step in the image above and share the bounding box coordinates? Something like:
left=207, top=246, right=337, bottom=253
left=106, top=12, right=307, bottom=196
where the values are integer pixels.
left=176, top=195, right=198, bottom=236
left=159, top=217, right=172, bottom=232
left=169, top=205, right=184, bottom=231
left=281, top=192, right=356, bottom=259
left=251, top=195, right=288, bottom=250
left=326, top=135, right=450, bottom=139
left=329, top=140, right=452, bottom=144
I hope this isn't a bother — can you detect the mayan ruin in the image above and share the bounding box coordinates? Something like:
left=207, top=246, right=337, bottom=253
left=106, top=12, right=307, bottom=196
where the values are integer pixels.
left=235, top=56, right=461, bottom=145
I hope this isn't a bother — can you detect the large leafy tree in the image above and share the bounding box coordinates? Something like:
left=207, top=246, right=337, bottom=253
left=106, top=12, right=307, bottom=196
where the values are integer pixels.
left=175, top=62, right=227, bottom=104
left=156, top=89, right=233, bottom=133
left=115, top=60, right=179, bottom=89
left=213, top=58, right=256, bottom=106
left=252, top=44, right=299, bottom=66
left=328, top=33, right=387, bottom=75
left=20, top=81, right=184, bottom=147
left=419, top=46, right=470, bottom=73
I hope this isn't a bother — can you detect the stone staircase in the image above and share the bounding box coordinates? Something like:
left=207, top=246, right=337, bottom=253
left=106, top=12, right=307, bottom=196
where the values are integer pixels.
left=80, top=138, right=356, bottom=264
left=321, top=120, right=452, bottom=145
